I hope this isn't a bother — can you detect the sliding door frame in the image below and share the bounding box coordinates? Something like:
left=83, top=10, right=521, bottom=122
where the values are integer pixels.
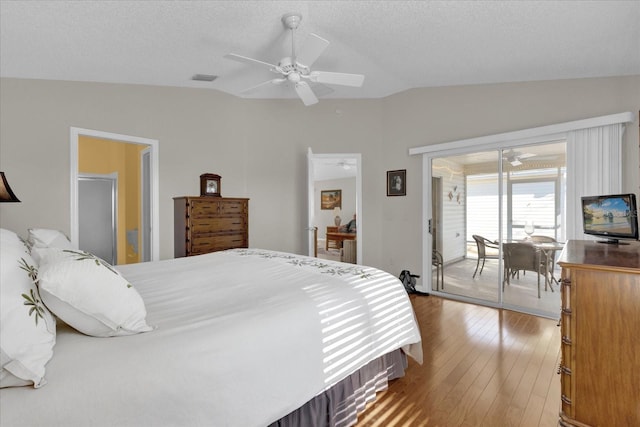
left=411, top=112, right=633, bottom=318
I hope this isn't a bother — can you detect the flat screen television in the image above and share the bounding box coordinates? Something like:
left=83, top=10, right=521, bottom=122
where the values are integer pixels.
left=581, top=193, right=639, bottom=244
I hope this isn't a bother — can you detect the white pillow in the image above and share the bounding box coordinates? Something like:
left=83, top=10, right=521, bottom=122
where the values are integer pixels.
left=37, top=247, right=153, bottom=337
left=27, top=228, right=75, bottom=265
left=0, top=229, right=56, bottom=388
left=0, top=228, right=26, bottom=246
left=27, top=228, right=74, bottom=249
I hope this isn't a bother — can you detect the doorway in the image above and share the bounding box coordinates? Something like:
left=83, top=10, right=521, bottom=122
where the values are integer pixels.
left=426, top=141, right=566, bottom=319
left=70, top=127, right=160, bottom=263
left=307, top=148, right=362, bottom=264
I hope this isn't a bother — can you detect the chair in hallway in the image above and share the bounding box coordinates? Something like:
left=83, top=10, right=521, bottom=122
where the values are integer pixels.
left=503, top=242, right=544, bottom=298
left=472, top=235, right=500, bottom=278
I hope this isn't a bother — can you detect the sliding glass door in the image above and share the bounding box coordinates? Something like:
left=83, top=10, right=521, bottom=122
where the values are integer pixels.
left=502, top=163, right=565, bottom=314
left=428, top=141, right=565, bottom=318
left=431, top=151, right=501, bottom=304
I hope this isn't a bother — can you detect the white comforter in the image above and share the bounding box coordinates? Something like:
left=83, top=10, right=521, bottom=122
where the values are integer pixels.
left=0, top=249, right=422, bottom=427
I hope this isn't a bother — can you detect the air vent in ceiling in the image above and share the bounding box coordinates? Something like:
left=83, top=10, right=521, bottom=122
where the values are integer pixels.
left=191, top=74, right=218, bottom=82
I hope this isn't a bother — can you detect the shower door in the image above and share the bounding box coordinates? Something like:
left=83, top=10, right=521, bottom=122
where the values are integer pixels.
left=78, top=174, right=117, bottom=265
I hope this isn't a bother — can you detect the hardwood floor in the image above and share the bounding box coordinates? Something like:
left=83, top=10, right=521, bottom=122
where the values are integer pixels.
left=357, top=295, right=561, bottom=427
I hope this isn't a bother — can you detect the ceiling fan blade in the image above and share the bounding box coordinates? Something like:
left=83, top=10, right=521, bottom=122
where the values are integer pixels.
left=296, top=33, right=329, bottom=68
left=309, top=82, right=334, bottom=98
left=294, top=81, right=318, bottom=106
left=308, top=71, right=365, bottom=87
left=240, top=78, right=286, bottom=95
left=519, top=153, right=537, bottom=159
left=224, top=53, right=280, bottom=72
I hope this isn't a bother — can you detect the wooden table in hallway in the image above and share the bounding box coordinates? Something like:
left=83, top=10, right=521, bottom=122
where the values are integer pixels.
left=325, top=231, right=356, bottom=250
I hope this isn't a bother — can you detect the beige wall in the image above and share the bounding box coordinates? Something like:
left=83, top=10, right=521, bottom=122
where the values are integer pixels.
left=1, top=76, right=638, bottom=277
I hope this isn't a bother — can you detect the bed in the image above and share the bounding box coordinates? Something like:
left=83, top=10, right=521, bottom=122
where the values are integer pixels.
left=1, top=230, right=422, bottom=427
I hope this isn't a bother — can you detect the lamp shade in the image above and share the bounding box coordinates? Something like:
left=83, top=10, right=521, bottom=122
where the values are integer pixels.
left=0, top=172, right=21, bottom=202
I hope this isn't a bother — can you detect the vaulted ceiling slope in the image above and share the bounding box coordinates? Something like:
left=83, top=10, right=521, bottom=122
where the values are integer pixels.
left=1, top=1, right=639, bottom=101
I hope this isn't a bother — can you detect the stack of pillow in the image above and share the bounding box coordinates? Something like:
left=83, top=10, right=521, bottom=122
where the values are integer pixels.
left=0, top=228, right=55, bottom=388
left=0, top=228, right=152, bottom=389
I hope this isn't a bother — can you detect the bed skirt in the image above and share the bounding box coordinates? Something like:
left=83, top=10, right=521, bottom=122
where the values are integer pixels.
left=269, top=349, right=407, bottom=427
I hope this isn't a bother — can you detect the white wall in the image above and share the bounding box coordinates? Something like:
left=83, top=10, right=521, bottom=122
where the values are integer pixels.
left=1, top=76, right=638, bottom=277
left=432, top=158, right=466, bottom=263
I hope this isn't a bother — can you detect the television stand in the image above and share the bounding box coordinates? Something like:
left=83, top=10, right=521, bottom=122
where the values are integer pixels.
left=557, top=240, right=640, bottom=426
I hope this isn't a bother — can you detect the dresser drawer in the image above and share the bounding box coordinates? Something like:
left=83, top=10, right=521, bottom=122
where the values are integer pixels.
left=190, top=199, right=247, bottom=217
left=190, top=234, right=247, bottom=254
left=219, top=200, right=246, bottom=215
left=190, top=217, right=246, bottom=234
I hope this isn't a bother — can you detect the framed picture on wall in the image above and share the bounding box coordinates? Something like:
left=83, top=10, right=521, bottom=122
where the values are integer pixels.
left=387, top=169, right=406, bottom=196
left=200, top=173, right=221, bottom=197
left=321, top=189, right=342, bottom=209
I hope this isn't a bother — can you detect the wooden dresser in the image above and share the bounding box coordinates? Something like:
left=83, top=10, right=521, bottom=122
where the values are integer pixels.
left=557, top=240, right=640, bottom=427
left=174, top=196, right=249, bottom=257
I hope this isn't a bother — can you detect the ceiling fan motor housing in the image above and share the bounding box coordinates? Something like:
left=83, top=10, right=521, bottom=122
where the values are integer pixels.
left=281, top=13, right=302, bottom=29
left=278, top=57, right=309, bottom=78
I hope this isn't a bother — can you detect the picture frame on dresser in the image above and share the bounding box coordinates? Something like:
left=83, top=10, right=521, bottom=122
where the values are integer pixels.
left=200, top=173, right=221, bottom=197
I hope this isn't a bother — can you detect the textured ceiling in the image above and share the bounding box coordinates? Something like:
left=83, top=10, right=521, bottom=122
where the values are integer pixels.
left=1, top=1, right=639, bottom=102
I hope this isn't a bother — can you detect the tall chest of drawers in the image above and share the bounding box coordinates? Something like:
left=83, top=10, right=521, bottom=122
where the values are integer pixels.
left=557, top=240, right=640, bottom=427
left=174, top=196, right=249, bottom=257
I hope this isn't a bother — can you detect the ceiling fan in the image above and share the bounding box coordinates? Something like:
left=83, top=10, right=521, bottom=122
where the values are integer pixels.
left=224, top=13, right=365, bottom=106
left=503, top=149, right=536, bottom=166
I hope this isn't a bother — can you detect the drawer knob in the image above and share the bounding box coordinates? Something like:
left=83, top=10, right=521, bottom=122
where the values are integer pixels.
left=562, top=336, right=572, bottom=345
left=561, top=394, right=572, bottom=406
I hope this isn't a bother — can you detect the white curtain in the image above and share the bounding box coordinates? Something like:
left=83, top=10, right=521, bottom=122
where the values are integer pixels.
left=565, top=123, right=624, bottom=240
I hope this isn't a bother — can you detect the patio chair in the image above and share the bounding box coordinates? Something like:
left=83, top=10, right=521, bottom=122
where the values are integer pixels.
left=432, top=249, right=444, bottom=290
left=472, top=235, right=500, bottom=278
left=525, top=235, right=560, bottom=287
left=503, top=242, right=544, bottom=298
